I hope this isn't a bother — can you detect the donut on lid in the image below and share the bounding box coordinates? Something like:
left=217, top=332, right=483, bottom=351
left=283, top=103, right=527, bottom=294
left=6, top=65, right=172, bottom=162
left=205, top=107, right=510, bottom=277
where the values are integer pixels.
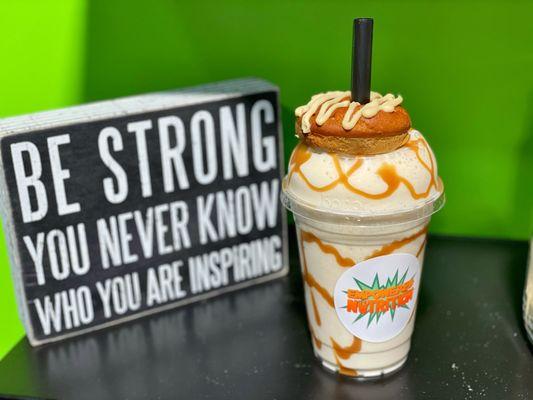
left=295, top=91, right=411, bottom=155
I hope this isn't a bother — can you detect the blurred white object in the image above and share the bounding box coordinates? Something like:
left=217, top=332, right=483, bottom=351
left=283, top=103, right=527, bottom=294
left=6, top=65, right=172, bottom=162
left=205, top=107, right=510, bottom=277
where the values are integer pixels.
left=524, top=239, right=533, bottom=344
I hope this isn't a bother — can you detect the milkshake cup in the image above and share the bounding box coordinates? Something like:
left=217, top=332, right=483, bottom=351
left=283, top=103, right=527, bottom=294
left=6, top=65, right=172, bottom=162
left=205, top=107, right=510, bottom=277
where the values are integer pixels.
left=281, top=89, right=445, bottom=378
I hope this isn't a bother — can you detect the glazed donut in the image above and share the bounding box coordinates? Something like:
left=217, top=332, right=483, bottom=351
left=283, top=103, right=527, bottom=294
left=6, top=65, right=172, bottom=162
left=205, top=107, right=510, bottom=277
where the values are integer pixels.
left=295, top=91, right=411, bottom=155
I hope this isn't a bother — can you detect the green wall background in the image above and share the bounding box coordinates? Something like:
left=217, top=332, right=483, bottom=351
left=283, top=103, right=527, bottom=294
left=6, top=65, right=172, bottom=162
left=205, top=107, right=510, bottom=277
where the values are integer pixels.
left=0, top=0, right=532, bottom=359
left=0, top=0, right=86, bottom=361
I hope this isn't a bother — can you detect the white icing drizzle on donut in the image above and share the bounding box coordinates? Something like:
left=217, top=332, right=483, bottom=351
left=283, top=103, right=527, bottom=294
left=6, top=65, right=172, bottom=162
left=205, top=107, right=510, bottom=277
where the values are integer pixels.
left=295, top=91, right=403, bottom=133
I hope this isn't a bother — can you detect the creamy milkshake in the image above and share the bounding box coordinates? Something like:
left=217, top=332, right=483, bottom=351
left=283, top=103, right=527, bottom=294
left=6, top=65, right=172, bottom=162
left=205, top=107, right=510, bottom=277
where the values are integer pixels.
left=281, top=89, right=444, bottom=378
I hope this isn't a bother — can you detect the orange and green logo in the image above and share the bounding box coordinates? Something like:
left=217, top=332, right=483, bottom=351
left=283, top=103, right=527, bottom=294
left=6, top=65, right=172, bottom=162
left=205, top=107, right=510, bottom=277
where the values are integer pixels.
left=334, top=254, right=420, bottom=342
left=341, top=269, right=414, bottom=327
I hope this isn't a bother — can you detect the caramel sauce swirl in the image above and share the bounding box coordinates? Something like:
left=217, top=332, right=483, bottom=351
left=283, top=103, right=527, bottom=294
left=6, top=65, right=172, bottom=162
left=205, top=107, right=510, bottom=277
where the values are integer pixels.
left=335, top=355, right=358, bottom=377
left=288, top=133, right=440, bottom=201
left=331, top=337, right=362, bottom=359
left=303, top=270, right=334, bottom=308
left=301, top=231, right=355, bottom=267
left=366, top=226, right=428, bottom=259
left=416, top=237, right=427, bottom=257
left=310, top=292, right=322, bottom=326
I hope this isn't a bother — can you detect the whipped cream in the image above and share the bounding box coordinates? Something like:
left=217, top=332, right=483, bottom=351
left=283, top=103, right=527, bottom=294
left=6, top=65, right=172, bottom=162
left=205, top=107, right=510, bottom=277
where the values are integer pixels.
left=284, top=130, right=443, bottom=216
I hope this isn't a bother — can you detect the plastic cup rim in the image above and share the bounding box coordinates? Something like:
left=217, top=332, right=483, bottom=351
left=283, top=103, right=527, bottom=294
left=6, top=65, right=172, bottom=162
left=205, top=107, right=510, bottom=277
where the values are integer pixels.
left=281, top=188, right=445, bottom=228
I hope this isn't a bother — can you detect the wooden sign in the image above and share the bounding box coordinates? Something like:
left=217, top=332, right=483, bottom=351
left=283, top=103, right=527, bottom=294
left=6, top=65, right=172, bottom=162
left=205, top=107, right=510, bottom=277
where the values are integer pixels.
left=0, top=78, right=288, bottom=345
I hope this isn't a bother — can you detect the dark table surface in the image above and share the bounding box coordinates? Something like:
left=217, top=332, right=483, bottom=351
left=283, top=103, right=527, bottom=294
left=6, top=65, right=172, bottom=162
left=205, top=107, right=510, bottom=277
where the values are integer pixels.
left=0, top=229, right=531, bottom=400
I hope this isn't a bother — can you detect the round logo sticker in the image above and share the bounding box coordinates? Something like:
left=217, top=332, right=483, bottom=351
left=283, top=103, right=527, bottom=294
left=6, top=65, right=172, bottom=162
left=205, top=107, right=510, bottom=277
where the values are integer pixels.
left=333, top=253, right=421, bottom=343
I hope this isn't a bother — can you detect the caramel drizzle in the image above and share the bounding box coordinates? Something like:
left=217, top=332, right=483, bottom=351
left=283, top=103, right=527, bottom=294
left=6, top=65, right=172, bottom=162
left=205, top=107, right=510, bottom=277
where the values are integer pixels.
left=295, top=91, right=403, bottom=134
left=366, top=226, right=428, bottom=259
left=300, top=240, right=335, bottom=308
left=310, top=289, right=322, bottom=326
left=416, top=237, right=427, bottom=257
left=335, top=354, right=358, bottom=377
left=331, top=337, right=362, bottom=359
left=308, top=328, right=358, bottom=376
left=301, top=240, right=343, bottom=372
left=299, top=226, right=427, bottom=375
left=301, top=231, right=355, bottom=267
left=303, top=271, right=334, bottom=308
left=313, top=335, right=322, bottom=350
left=288, top=134, right=439, bottom=200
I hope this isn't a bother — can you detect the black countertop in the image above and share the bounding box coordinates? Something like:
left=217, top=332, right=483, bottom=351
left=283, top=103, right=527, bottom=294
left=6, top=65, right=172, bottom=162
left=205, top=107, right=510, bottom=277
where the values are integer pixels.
left=0, top=229, right=531, bottom=400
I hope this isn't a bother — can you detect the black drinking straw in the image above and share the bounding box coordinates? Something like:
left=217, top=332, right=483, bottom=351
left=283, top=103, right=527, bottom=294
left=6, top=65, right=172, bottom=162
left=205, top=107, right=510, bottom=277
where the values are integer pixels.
left=351, top=18, right=373, bottom=104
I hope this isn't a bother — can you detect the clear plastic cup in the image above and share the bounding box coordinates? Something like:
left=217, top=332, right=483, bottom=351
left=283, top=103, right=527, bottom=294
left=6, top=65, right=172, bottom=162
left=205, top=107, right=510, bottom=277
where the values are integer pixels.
left=523, top=239, right=533, bottom=344
left=282, top=185, right=444, bottom=379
